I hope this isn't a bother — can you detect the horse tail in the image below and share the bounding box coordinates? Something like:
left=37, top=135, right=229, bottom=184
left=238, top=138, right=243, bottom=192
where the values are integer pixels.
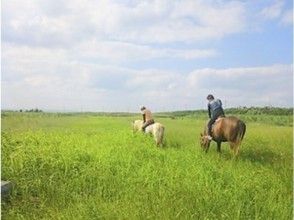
left=236, top=120, right=246, bottom=143
left=155, top=124, right=165, bottom=146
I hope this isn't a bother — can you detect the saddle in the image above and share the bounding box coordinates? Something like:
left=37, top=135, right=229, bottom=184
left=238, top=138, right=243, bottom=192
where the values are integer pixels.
left=142, top=120, right=155, bottom=132
left=215, top=117, right=222, bottom=123
left=145, top=120, right=155, bottom=128
left=212, top=116, right=225, bottom=128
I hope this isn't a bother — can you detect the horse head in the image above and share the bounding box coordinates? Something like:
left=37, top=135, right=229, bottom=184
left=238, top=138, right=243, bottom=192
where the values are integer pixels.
left=200, top=133, right=211, bottom=152
left=133, top=120, right=143, bottom=132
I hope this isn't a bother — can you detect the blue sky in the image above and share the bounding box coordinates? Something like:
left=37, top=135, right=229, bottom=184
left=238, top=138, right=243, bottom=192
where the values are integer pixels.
left=1, top=0, right=293, bottom=112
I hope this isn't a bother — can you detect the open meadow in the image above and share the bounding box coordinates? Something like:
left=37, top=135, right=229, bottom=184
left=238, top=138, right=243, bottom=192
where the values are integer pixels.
left=1, top=111, right=293, bottom=219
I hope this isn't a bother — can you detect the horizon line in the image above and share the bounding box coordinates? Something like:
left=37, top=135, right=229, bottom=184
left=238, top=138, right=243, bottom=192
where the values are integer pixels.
left=1, top=105, right=293, bottom=114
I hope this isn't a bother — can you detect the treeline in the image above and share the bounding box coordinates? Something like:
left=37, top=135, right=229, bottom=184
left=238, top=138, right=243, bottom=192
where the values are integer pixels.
left=20, top=108, right=43, bottom=113
left=2, top=106, right=293, bottom=116
left=159, top=107, right=293, bottom=117
left=3, top=108, right=43, bottom=113
left=225, top=106, right=293, bottom=116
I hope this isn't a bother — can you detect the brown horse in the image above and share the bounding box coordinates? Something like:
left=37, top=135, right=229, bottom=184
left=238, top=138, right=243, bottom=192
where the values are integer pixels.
left=200, top=116, right=246, bottom=156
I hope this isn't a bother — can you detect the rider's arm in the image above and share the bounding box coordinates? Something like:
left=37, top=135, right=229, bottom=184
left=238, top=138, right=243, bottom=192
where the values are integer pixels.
left=208, top=104, right=211, bottom=119
left=142, top=114, right=146, bottom=122
left=219, top=99, right=222, bottom=106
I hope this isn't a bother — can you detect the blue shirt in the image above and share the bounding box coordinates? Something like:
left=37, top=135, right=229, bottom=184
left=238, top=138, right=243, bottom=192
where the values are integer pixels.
left=208, top=99, right=223, bottom=118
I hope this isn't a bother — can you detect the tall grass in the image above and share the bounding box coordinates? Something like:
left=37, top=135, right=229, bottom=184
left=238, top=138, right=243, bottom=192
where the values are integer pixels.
left=1, top=113, right=293, bottom=219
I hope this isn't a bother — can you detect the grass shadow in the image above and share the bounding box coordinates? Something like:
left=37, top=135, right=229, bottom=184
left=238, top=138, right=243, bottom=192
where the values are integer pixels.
left=164, top=140, right=183, bottom=149
left=239, top=148, right=284, bottom=165
left=200, top=143, right=285, bottom=165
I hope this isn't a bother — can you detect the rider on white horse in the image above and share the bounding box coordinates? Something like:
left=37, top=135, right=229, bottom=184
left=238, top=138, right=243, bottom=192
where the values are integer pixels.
left=140, top=106, right=155, bottom=132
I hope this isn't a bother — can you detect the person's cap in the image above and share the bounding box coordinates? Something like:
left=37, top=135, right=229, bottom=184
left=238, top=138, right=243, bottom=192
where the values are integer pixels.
left=140, top=106, right=146, bottom=110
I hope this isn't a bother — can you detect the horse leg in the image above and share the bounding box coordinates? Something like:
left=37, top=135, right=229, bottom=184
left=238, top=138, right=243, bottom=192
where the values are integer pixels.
left=156, top=138, right=163, bottom=147
left=216, top=141, right=222, bottom=153
left=230, top=142, right=240, bottom=158
left=205, top=142, right=211, bottom=153
left=229, top=142, right=235, bottom=156
left=233, top=143, right=240, bottom=157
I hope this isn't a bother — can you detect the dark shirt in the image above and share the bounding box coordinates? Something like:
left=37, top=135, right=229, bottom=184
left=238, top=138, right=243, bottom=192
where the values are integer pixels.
left=208, top=99, right=223, bottom=118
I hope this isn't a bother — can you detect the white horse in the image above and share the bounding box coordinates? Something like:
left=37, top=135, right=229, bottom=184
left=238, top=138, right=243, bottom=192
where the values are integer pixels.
left=133, top=120, right=165, bottom=147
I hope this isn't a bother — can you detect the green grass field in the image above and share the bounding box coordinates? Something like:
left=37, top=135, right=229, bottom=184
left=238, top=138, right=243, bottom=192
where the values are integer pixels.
left=1, top=113, right=293, bottom=219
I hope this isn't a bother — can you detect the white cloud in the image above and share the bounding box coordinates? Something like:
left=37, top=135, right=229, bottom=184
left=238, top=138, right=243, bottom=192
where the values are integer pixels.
left=2, top=0, right=247, bottom=45
left=260, top=0, right=284, bottom=19
left=75, top=40, right=218, bottom=63
left=1, top=1, right=292, bottom=111
left=186, top=64, right=293, bottom=107
left=280, top=9, right=293, bottom=25
left=125, top=69, right=179, bottom=89
left=2, top=43, right=292, bottom=111
left=259, top=0, right=293, bottom=26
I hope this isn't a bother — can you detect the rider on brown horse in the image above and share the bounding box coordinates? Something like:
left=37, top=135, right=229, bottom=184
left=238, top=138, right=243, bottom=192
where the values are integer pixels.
left=206, top=94, right=225, bottom=140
